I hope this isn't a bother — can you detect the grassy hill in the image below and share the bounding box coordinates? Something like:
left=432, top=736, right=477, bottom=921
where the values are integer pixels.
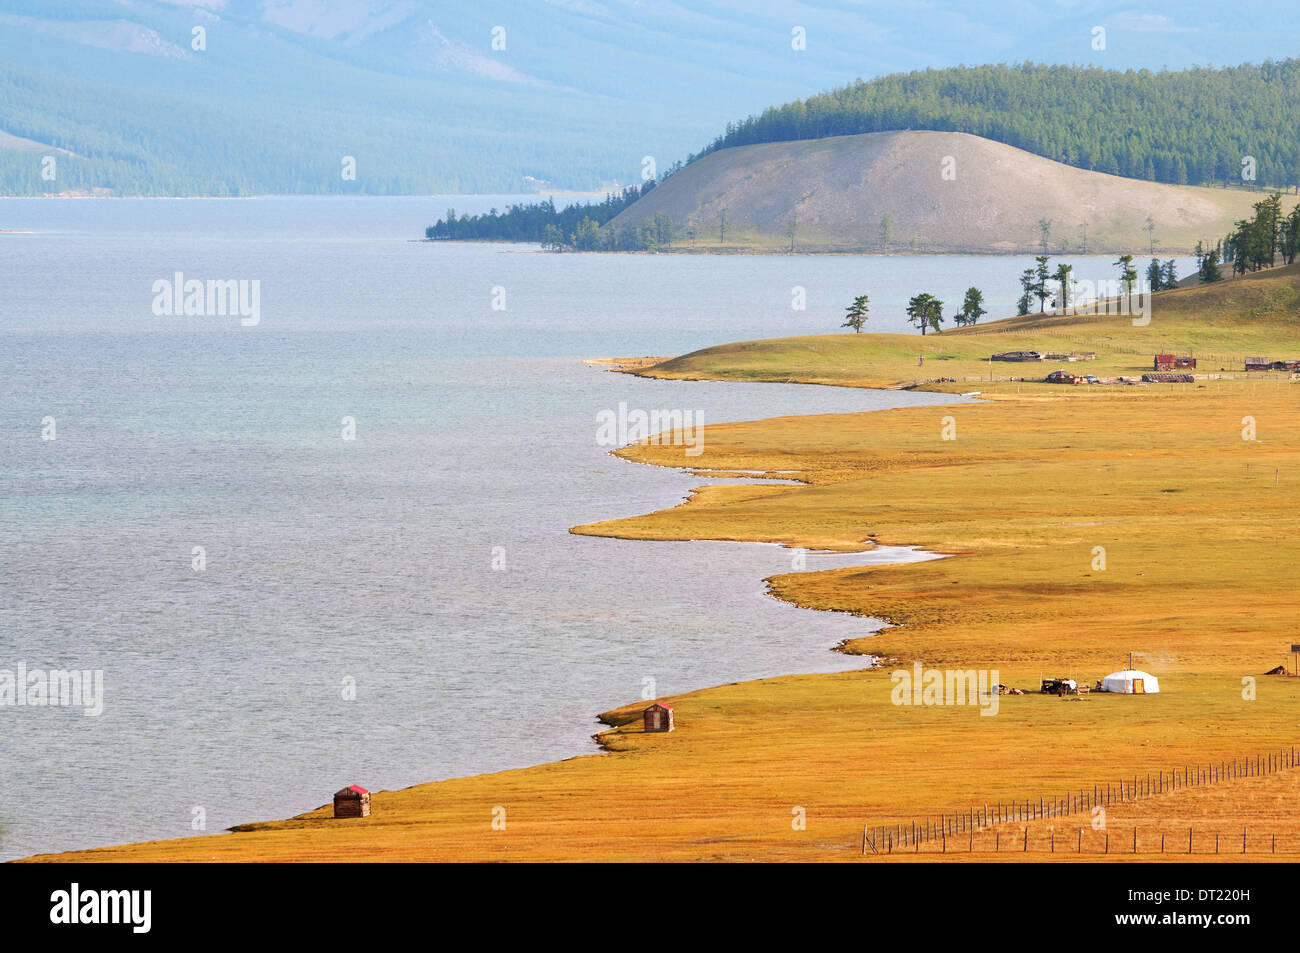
left=611, top=130, right=1270, bottom=255
left=636, top=263, right=1300, bottom=389
left=698, top=60, right=1300, bottom=190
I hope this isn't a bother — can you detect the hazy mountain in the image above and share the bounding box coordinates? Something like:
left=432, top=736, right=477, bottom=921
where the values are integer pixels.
left=3, top=1, right=1300, bottom=196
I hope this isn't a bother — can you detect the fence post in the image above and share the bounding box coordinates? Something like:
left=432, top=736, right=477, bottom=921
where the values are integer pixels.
left=1243, top=827, right=1247, bottom=854
left=1078, top=828, right=1082, bottom=853
left=1189, top=827, right=1192, bottom=854
left=1133, top=827, right=1137, bottom=854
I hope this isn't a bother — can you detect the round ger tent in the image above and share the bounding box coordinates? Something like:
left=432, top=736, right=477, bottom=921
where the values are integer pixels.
left=1101, top=669, right=1159, bottom=694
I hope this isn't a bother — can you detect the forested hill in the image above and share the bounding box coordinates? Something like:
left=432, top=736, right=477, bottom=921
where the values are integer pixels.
left=697, top=61, right=1300, bottom=189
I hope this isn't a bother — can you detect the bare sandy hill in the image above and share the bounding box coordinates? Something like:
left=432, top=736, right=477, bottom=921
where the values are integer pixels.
left=613, top=130, right=1267, bottom=254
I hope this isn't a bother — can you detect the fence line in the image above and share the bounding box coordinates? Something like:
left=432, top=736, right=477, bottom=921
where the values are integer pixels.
left=861, top=744, right=1298, bottom=856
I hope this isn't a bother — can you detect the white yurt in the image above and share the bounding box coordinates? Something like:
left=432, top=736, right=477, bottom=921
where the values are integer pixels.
left=1100, top=669, right=1160, bottom=694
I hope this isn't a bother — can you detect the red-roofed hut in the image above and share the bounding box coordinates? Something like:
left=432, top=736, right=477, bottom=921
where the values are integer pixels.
left=333, top=784, right=371, bottom=818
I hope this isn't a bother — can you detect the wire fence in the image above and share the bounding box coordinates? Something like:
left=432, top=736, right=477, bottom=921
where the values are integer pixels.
left=862, top=745, right=1299, bottom=856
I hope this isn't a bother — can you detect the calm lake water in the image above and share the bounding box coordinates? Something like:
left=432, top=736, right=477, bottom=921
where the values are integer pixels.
left=0, top=197, right=1187, bottom=859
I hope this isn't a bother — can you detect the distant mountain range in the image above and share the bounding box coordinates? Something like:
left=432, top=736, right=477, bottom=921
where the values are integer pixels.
left=4, top=2, right=1300, bottom=197
left=0, top=0, right=858, bottom=196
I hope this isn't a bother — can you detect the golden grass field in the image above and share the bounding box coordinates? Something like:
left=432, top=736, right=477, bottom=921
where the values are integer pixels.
left=22, top=265, right=1300, bottom=863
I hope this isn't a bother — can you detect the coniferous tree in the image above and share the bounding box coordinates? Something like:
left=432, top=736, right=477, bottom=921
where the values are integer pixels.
left=958, top=287, right=987, bottom=326
left=1199, top=249, right=1222, bottom=282
left=1114, top=254, right=1138, bottom=300
left=842, top=294, right=870, bottom=332
left=1146, top=258, right=1164, bottom=292
left=1052, top=263, right=1073, bottom=312
left=1033, top=255, right=1052, bottom=313
left=906, top=293, right=944, bottom=335
left=1160, top=259, right=1178, bottom=288
left=1017, top=267, right=1037, bottom=316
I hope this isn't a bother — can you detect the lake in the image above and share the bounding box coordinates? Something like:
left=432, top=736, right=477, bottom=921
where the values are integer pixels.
left=0, top=196, right=1190, bottom=859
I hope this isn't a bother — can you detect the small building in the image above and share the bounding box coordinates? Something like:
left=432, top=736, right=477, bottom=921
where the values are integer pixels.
left=1099, top=669, right=1160, bottom=694
left=1142, top=372, right=1194, bottom=383
left=1045, top=369, right=1076, bottom=383
left=1153, top=354, right=1196, bottom=371
left=1268, top=360, right=1300, bottom=371
left=643, top=702, right=674, bottom=732
left=333, top=784, right=371, bottom=818
left=991, top=350, right=1042, bottom=362
left=1245, top=357, right=1270, bottom=372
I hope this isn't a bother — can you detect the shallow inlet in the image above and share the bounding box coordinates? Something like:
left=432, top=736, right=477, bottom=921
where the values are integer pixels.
left=0, top=197, right=979, bottom=859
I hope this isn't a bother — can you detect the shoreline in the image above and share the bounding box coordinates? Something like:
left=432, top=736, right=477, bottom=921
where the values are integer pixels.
left=13, top=375, right=950, bottom=863
left=20, top=275, right=1300, bottom=861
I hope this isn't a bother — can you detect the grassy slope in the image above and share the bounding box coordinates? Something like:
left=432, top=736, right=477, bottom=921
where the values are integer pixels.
left=641, top=265, right=1300, bottom=389
left=24, top=267, right=1300, bottom=863
left=611, top=130, right=1272, bottom=254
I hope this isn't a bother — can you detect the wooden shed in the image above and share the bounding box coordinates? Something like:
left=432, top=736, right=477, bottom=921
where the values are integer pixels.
left=1153, top=354, right=1196, bottom=371
left=333, top=784, right=371, bottom=818
left=1245, top=357, right=1270, bottom=372
left=643, top=702, right=674, bottom=733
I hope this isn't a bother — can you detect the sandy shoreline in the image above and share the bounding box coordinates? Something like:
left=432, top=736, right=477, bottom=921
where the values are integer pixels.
left=21, top=269, right=1300, bottom=861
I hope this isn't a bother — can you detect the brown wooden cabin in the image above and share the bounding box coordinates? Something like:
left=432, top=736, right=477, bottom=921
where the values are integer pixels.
left=333, top=784, right=371, bottom=818
left=643, top=702, right=674, bottom=732
left=1245, top=357, right=1270, bottom=372
left=1153, top=354, right=1196, bottom=371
